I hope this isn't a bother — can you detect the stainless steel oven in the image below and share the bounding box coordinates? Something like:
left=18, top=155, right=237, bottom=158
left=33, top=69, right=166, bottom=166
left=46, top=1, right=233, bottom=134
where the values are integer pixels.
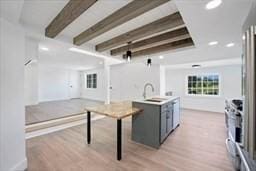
left=225, top=99, right=243, bottom=142
left=225, top=99, right=243, bottom=170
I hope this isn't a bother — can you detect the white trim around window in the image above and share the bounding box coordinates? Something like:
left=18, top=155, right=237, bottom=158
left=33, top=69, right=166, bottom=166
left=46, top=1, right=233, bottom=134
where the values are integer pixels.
left=185, top=73, right=221, bottom=97
left=85, top=73, right=97, bottom=89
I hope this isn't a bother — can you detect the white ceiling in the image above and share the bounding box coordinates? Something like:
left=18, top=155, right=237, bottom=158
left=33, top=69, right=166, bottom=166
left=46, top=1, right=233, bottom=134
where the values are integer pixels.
left=0, top=0, right=24, bottom=24
left=80, top=1, right=177, bottom=45
left=165, top=58, right=242, bottom=70
left=2, top=0, right=253, bottom=69
left=132, top=0, right=252, bottom=65
left=20, top=0, right=178, bottom=46
left=38, top=38, right=104, bottom=70
left=20, top=0, right=69, bottom=34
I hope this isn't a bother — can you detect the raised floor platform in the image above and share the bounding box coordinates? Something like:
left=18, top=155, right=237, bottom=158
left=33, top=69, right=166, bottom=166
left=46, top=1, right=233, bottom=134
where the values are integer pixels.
left=26, top=98, right=103, bottom=125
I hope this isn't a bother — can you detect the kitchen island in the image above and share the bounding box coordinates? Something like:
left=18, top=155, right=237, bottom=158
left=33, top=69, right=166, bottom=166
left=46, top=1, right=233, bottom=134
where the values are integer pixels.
left=132, top=96, right=180, bottom=148
left=84, top=96, right=180, bottom=160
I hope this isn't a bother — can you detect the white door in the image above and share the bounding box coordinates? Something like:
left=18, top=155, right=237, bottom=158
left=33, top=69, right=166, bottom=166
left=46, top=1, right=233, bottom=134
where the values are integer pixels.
left=110, top=68, right=121, bottom=102
left=68, top=71, right=80, bottom=99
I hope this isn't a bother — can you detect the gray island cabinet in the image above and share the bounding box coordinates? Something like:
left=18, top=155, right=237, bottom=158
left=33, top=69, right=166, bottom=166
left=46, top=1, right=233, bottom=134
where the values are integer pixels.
left=132, top=97, right=180, bottom=149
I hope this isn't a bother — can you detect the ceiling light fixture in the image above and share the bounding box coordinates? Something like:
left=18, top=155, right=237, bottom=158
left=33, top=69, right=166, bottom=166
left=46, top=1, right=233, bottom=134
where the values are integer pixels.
left=226, top=43, right=235, bottom=47
left=206, top=0, right=222, bottom=10
left=147, top=58, right=152, bottom=67
left=192, top=64, right=201, bottom=68
left=242, top=35, right=245, bottom=40
left=208, top=41, right=218, bottom=46
left=40, top=47, right=49, bottom=51
left=126, top=50, right=131, bottom=62
left=99, top=61, right=103, bottom=65
left=159, top=55, right=164, bottom=59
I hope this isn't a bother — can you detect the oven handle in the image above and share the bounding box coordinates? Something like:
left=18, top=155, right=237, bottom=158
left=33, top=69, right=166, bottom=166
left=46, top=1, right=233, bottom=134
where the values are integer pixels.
left=225, top=138, right=238, bottom=158
left=225, top=110, right=237, bottom=120
left=235, top=143, right=252, bottom=171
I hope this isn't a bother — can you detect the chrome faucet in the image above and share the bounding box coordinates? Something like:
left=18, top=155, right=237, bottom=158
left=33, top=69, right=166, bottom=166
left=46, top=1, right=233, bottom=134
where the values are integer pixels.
left=143, top=83, right=154, bottom=99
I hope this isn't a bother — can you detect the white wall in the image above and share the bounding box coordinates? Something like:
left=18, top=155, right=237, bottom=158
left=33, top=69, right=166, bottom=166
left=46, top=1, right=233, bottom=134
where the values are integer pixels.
left=0, top=18, right=27, bottom=171
left=80, top=63, right=166, bottom=103
left=24, top=63, right=38, bottom=105
left=24, top=38, right=39, bottom=105
left=110, top=63, right=162, bottom=102
left=24, top=42, right=82, bottom=104
left=160, top=66, right=166, bottom=96
left=165, top=65, right=242, bottom=113
left=81, top=67, right=106, bottom=101
left=38, top=65, right=81, bottom=102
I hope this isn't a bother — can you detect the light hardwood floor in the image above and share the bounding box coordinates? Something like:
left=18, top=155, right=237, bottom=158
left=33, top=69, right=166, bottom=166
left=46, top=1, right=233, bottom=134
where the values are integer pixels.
left=26, top=98, right=102, bottom=125
left=26, top=109, right=234, bottom=171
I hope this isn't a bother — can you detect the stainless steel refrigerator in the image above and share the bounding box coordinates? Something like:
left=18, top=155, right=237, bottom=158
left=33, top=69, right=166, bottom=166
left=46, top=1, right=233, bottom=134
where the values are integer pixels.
left=241, top=3, right=256, bottom=170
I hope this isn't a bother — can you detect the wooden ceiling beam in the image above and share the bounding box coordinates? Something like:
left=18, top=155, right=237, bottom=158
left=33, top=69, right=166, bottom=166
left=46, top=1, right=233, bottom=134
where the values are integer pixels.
left=45, top=0, right=97, bottom=38
left=122, top=38, right=194, bottom=58
left=96, top=12, right=184, bottom=52
left=110, top=27, right=190, bottom=56
left=73, top=0, right=170, bottom=45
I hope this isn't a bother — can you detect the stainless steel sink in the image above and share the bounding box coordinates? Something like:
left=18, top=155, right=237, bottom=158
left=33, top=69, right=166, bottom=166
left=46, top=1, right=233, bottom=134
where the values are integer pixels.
left=144, top=97, right=168, bottom=103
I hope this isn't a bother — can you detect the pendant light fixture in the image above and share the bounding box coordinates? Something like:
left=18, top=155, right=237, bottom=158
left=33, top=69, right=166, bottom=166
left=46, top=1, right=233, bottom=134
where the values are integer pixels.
left=147, top=58, right=152, bottom=67
left=126, top=42, right=132, bottom=62
left=126, top=50, right=131, bottom=62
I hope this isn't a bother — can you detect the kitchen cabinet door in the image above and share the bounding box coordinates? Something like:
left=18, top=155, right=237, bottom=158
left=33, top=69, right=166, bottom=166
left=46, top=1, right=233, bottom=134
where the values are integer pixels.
left=167, top=108, right=173, bottom=134
left=160, top=111, right=167, bottom=143
left=173, top=99, right=180, bottom=129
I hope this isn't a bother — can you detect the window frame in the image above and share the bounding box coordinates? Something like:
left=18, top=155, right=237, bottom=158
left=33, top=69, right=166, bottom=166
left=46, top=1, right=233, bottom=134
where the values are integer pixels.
left=185, top=73, right=221, bottom=97
left=85, top=73, right=97, bottom=89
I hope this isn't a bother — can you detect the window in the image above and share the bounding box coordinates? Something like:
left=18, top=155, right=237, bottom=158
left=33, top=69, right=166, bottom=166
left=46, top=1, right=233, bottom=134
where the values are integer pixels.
left=86, top=73, right=97, bottom=88
left=187, top=74, right=219, bottom=96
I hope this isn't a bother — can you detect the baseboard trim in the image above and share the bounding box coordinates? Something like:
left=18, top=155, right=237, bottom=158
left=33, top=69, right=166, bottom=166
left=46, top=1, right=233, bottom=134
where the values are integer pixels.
left=182, top=107, right=224, bottom=114
left=10, top=158, right=27, bottom=171
left=26, top=115, right=105, bottom=139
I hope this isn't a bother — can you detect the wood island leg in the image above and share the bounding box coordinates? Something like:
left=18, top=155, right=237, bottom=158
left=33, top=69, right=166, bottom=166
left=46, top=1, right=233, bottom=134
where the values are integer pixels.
left=117, top=119, right=122, bottom=160
left=87, top=111, right=91, bottom=144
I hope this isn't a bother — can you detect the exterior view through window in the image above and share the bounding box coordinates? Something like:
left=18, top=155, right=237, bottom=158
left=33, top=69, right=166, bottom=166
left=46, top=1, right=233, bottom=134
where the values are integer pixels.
left=187, top=74, right=219, bottom=96
left=86, top=73, right=97, bottom=88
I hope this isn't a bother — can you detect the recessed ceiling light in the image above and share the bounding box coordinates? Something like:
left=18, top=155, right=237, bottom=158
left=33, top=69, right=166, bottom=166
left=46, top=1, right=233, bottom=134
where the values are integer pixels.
left=242, top=35, right=245, bottom=40
left=206, top=0, right=222, bottom=10
left=159, top=55, right=164, bottom=59
left=208, top=41, right=218, bottom=46
left=40, top=47, right=49, bottom=51
left=99, top=61, right=103, bottom=65
left=226, top=43, right=235, bottom=47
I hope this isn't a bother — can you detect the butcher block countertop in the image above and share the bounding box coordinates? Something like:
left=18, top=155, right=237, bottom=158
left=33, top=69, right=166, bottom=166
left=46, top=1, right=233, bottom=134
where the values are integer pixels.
left=85, top=101, right=143, bottom=119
